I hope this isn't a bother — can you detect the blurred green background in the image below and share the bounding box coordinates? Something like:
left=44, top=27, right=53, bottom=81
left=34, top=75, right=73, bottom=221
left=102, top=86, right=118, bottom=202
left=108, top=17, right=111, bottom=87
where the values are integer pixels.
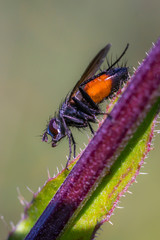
left=0, top=0, right=160, bottom=239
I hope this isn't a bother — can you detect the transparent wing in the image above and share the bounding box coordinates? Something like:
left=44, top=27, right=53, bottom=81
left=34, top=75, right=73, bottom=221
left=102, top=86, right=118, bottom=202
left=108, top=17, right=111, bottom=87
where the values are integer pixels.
left=69, top=44, right=111, bottom=101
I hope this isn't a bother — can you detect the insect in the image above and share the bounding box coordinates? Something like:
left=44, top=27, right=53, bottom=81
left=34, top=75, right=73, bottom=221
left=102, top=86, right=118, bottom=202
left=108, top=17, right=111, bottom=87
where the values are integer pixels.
left=42, top=43, right=129, bottom=168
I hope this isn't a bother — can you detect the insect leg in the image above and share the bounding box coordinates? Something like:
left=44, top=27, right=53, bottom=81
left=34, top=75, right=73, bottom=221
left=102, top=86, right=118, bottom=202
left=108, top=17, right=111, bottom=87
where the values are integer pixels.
left=73, top=92, right=111, bottom=119
left=63, top=114, right=85, bottom=124
left=61, top=116, right=72, bottom=169
left=72, top=96, right=97, bottom=116
left=66, top=130, right=72, bottom=169
left=87, top=122, right=94, bottom=135
left=74, top=88, right=111, bottom=120
left=78, top=87, right=112, bottom=119
left=79, top=86, right=99, bottom=110
left=97, top=112, right=111, bottom=119
left=71, top=133, right=76, bottom=158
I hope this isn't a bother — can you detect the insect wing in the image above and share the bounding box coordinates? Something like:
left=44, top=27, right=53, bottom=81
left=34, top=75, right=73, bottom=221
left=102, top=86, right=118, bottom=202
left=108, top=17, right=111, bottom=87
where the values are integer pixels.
left=69, top=43, right=111, bottom=101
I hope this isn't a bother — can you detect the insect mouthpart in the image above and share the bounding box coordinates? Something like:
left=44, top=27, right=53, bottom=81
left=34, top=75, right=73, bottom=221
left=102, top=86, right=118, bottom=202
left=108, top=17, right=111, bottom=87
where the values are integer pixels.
left=52, top=142, right=57, bottom=147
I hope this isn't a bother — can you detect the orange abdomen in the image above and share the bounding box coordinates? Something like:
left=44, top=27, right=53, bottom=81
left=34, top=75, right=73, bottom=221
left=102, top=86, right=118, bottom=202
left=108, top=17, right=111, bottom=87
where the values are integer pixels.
left=84, top=74, right=112, bottom=103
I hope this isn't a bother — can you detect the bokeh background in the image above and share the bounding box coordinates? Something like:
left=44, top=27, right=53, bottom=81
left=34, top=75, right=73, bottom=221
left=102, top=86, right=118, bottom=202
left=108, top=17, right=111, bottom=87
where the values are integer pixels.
left=0, top=0, right=160, bottom=239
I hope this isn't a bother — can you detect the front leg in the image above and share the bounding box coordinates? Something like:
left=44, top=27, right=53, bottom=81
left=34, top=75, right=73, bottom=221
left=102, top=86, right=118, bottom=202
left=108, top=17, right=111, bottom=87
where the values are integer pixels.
left=87, top=121, right=95, bottom=135
left=71, top=133, right=76, bottom=158
left=61, top=116, right=73, bottom=169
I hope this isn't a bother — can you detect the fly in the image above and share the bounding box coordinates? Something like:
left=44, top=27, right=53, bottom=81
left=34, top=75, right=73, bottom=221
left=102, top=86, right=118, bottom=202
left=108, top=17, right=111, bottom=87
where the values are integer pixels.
left=42, top=43, right=129, bottom=168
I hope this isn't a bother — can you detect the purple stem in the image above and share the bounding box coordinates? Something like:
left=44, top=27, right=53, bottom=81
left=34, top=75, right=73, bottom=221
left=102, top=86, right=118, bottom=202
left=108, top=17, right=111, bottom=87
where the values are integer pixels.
left=25, top=39, right=160, bottom=240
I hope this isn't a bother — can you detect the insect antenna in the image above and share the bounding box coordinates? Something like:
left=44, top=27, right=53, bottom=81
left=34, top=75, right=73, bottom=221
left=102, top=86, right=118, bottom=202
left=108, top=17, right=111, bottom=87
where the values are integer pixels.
left=107, top=43, right=129, bottom=71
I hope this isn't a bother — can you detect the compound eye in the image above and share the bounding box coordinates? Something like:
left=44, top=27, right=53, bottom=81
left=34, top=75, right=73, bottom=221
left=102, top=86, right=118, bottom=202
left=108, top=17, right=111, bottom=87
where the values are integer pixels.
left=48, top=118, right=58, bottom=138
